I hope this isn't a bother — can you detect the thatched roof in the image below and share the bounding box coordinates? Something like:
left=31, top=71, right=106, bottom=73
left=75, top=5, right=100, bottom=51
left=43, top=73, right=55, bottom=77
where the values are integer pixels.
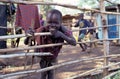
left=62, top=15, right=76, bottom=20
left=105, top=4, right=120, bottom=12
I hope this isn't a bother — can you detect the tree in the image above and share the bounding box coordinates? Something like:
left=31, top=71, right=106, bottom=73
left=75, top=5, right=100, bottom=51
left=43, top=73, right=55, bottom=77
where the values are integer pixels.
left=78, top=0, right=120, bottom=9
left=40, top=0, right=53, bottom=15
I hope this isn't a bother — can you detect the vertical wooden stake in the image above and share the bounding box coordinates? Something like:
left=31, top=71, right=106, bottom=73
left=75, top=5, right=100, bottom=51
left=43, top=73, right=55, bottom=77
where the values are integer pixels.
left=100, top=0, right=109, bottom=77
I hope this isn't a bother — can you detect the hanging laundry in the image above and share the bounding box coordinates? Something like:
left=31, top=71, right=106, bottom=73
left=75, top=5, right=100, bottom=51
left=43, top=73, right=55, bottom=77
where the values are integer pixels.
left=0, top=5, right=7, bottom=49
left=15, top=4, right=40, bottom=31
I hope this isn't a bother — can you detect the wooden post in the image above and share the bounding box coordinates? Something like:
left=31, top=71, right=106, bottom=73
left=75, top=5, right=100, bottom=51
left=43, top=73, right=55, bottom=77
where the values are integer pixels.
left=10, top=7, right=15, bottom=48
left=100, top=0, right=109, bottom=76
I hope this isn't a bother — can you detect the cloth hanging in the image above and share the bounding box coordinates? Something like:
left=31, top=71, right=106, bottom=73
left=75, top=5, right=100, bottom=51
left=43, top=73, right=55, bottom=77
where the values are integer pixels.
left=15, top=4, right=40, bottom=31
left=0, top=5, right=7, bottom=49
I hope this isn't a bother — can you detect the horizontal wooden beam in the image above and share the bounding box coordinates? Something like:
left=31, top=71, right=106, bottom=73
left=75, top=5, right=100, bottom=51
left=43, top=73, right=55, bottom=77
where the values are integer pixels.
left=0, top=24, right=120, bottom=41
left=0, top=52, right=52, bottom=58
left=0, top=37, right=120, bottom=53
left=102, top=70, right=120, bottom=79
left=66, top=62, right=120, bottom=79
left=1, top=54, right=120, bottom=78
left=0, top=0, right=120, bottom=15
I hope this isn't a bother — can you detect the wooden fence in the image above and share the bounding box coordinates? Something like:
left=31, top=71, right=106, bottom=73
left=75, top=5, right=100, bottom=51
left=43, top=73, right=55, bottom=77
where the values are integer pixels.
left=0, top=0, right=120, bottom=79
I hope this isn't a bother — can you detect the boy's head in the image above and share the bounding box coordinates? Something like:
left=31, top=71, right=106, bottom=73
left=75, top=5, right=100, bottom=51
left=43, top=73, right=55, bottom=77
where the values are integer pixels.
left=47, top=9, right=62, bottom=30
left=79, top=13, right=84, bottom=19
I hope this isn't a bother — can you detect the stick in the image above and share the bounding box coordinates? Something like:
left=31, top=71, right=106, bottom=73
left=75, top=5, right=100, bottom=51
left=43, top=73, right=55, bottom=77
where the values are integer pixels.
left=1, top=55, right=120, bottom=78
left=0, top=52, right=52, bottom=58
left=0, top=0, right=120, bottom=15
left=1, top=36, right=120, bottom=53
left=0, top=26, right=13, bottom=29
left=0, top=24, right=120, bottom=41
left=0, top=43, right=66, bottom=53
left=0, top=32, right=51, bottom=41
left=66, top=62, right=120, bottom=79
left=102, top=70, right=120, bottom=79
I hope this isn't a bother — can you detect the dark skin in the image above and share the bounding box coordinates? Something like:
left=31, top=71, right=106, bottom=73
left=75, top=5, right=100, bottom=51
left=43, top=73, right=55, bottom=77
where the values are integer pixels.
left=75, top=13, right=88, bottom=51
left=26, top=10, right=76, bottom=46
left=47, top=12, right=76, bottom=46
left=37, top=10, right=76, bottom=79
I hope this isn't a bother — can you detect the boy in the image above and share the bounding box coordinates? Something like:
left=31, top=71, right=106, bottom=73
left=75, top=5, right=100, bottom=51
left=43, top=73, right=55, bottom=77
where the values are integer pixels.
left=74, top=13, right=91, bottom=51
left=36, top=9, right=76, bottom=79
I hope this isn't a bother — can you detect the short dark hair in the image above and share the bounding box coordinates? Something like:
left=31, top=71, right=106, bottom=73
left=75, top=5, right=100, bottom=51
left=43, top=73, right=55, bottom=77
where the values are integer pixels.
left=79, top=13, right=84, bottom=17
left=47, top=9, right=62, bottom=22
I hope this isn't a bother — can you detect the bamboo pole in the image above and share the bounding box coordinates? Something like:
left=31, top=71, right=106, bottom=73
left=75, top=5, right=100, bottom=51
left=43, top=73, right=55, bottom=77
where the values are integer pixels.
left=0, top=24, right=120, bottom=41
left=102, top=70, right=120, bottom=79
left=65, top=62, right=120, bottom=79
left=0, top=32, right=51, bottom=41
left=1, top=55, right=120, bottom=78
left=0, top=0, right=119, bottom=78
left=0, top=52, right=52, bottom=59
left=0, top=55, right=107, bottom=78
left=0, top=43, right=65, bottom=53
left=100, top=0, right=109, bottom=76
left=0, top=52, right=97, bottom=59
left=65, top=69, right=99, bottom=79
left=10, top=16, right=15, bottom=48
left=1, top=37, right=120, bottom=53
left=1, top=0, right=120, bottom=15
left=0, top=26, right=13, bottom=29
left=1, top=35, right=120, bottom=53
left=0, top=40, right=109, bottom=53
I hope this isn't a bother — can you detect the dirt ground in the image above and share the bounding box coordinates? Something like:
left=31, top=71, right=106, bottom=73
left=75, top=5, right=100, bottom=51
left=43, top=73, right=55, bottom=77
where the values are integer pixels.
left=0, top=43, right=120, bottom=79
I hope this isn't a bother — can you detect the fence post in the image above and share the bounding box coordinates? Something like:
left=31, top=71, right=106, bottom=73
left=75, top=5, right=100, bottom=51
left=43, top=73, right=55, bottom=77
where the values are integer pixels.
left=100, top=0, right=109, bottom=77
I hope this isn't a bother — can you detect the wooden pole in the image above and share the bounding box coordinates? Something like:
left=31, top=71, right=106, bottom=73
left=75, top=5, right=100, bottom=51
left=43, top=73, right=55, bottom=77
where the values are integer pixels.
left=0, top=43, right=65, bottom=53
left=0, top=32, right=51, bottom=41
left=66, top=62, right=120, bottom=79
left=0, top=24, right=120, bottom=41
left=100, top=0, right=109, bottom=76
left=0, top=0, right=120, bottom=15
left=0, top=52, right=52, bottom=58
left=1, top=37, right=120, bottom=53
left=1, top=56, right=120, bottom=78
left=102, top=70, right=120, bottom=79
left=10, top=16, right=15, bottom=48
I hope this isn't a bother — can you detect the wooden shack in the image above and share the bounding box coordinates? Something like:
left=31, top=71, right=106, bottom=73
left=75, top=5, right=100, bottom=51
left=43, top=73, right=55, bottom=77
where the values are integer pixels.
left=106, top=4, right=120, bottom=38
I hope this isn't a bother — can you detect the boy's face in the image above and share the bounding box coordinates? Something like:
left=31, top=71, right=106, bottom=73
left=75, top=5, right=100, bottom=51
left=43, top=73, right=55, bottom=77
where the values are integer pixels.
left=47, top=13, right=61, bottom=30
left=79, top=14, right=84, bottom=19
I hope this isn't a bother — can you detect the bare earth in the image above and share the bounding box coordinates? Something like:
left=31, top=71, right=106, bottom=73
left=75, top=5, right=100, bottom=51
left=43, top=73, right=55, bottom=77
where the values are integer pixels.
left=1, top=43, right=120, bottom=79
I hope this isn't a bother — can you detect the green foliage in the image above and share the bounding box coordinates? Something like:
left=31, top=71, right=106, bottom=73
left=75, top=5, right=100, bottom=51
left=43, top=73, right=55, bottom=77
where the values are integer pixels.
left=77, top=0, right=120, bottom=8
left=78, top=0, right=99, bottom=8
left=40, top=0, right=53, bottom=15
left=106, top=71, right=120, bottom=79
left=111, top=71, right=120, bottom=79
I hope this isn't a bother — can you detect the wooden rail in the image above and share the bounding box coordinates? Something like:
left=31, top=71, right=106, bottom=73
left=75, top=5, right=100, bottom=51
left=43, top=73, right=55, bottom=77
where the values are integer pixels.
left=1, top=54, right=120, bottom=78
left=0, top=52, right=52, bottom=58
left=0, top=24, right=120, bottom=41
left=0, top=0, right=120, bottom=79
left=1, top=0, right=120, bottom=15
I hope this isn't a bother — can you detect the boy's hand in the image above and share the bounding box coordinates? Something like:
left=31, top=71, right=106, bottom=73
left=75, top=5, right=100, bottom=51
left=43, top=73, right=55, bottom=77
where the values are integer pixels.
left=49, top=28, right=57, bottom=34
left=50, top=28, right=62, bottom=38
left=26, top=28, right=35, bottom=36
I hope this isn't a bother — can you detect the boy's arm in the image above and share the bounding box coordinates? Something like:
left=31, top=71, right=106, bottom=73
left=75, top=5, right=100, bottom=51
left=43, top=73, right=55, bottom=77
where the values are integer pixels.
left=50, top=26, right=76, bottom=46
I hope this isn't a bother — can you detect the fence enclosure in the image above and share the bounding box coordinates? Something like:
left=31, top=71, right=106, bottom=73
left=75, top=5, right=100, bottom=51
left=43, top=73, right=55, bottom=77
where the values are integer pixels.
left=0, top=0, right=120, bottom=79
